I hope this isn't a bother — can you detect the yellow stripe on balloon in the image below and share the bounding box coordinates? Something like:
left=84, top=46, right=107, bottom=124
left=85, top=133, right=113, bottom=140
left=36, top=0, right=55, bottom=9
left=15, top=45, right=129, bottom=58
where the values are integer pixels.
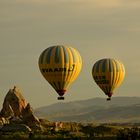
left=38, top=45, right=82, bottom=98
left=92, top=58, right=125, bottom=98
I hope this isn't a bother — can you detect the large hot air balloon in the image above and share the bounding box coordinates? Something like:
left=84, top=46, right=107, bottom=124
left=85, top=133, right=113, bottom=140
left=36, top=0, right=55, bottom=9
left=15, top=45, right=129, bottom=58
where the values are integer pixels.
left=38, top=45, right=82, bottom=100
left=92, top=58, right=125, bottom=100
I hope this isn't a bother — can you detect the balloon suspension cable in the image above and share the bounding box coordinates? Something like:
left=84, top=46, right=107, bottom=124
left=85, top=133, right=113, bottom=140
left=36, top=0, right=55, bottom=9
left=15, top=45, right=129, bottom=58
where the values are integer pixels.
left=57, top=90, right=66, bottom=100
left=57, top=96, right=65, bottom=100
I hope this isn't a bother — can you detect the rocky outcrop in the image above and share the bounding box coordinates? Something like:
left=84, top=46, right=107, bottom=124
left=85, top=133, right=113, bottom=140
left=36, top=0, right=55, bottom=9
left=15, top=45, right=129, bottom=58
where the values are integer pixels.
left=0, top=86, right=42, bottom=131
left=0, top=124, right=31, bottom=132
left=0, top=86, right=27, bottom=118
left=22, top=103, right=41, bottom=130
left=0, top=117, right=9, bottom=130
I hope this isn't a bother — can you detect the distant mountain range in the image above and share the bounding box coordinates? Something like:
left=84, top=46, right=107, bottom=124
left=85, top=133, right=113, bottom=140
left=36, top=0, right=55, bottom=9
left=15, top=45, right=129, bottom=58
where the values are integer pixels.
left=34, top=97, right=140, bottom=123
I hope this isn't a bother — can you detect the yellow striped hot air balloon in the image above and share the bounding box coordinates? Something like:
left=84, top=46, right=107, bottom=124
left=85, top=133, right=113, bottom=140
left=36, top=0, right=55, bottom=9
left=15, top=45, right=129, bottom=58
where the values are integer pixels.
left=38, top=45, right=82, bottom=100
left=92, top=58, right=125, bottom=100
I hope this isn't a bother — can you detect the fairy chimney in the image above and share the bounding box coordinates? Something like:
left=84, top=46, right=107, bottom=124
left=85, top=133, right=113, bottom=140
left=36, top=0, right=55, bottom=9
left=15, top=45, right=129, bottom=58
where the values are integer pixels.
left=0, top=86, right=41, bottom=130
left=0, top=86, right=27, bottom=118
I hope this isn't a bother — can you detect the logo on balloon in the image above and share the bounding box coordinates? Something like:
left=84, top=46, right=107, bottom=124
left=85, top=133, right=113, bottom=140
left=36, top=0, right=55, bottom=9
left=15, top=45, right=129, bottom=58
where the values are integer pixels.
left=41, top=64, right=75, bottom=73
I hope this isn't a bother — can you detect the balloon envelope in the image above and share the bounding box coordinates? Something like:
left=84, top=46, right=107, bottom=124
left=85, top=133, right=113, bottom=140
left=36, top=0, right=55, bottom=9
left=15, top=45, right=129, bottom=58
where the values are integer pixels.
left=38, top=45, right=82, bottom=100
left=92, top=58, right=125, bottom=100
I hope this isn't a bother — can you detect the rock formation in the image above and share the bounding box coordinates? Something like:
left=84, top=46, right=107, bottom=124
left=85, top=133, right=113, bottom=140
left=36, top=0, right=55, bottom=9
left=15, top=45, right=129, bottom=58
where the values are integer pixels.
left=1, top=124, right=31, bottom=132
left=0, top=86, right=41, bottom=131
left=0, top=86, right=27, bottom=118
left=22, top=103, right=41, bottom=130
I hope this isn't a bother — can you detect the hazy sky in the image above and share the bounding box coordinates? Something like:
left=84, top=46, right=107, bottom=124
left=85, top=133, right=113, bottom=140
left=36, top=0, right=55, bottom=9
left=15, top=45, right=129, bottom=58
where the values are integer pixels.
left=0, top=0, right=140, bottom=108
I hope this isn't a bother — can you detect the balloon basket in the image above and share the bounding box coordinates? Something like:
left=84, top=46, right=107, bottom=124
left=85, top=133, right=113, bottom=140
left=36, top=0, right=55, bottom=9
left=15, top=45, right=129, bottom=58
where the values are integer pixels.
left=107, top=97, right=111, bottom=101
left=57, top=96, right=65, bottom=100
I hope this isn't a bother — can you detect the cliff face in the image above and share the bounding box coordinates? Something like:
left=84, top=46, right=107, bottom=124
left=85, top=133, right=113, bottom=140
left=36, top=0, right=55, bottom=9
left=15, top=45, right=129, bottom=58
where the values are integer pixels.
left=0, top=86, right=41, bottom=131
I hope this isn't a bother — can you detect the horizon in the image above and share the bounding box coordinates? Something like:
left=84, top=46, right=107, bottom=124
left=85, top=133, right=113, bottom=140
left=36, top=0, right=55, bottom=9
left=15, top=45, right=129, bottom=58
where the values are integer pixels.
left=1, top=93, right=139, bottom=110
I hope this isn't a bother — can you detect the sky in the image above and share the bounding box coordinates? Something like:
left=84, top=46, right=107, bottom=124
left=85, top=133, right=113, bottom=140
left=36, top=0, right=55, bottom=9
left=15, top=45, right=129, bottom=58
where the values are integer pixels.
left=0, top=0, right=140, bottom=109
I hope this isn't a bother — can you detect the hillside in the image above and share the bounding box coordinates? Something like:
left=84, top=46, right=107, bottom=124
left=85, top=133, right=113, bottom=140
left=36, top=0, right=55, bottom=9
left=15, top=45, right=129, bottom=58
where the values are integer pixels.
left=35, top=97, right=140, bottom=123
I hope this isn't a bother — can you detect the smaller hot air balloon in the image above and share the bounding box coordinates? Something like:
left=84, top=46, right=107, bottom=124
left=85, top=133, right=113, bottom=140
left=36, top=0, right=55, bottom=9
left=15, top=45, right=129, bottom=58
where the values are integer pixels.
left=38, top=45, right=82, bottom=100
left=92, top=58, right=125, bottom=101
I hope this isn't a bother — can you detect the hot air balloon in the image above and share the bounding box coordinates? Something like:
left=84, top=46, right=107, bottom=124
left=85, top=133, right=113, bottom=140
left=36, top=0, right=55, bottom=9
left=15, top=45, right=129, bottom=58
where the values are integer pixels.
left=38, top=45, right=82, bottom=100
left=92, top=58, right=125, bottom=101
